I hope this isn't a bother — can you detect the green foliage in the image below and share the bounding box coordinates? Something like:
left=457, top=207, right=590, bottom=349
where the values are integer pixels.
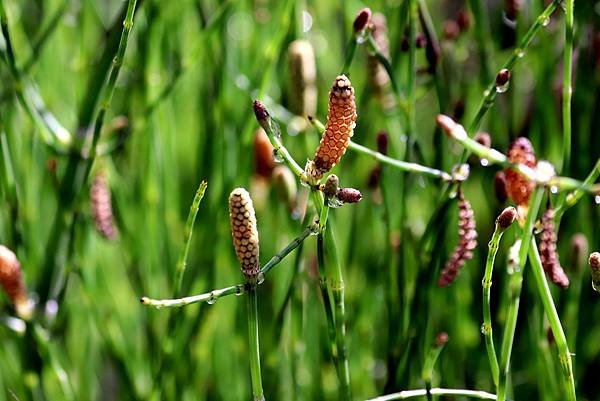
left=0, top=0, right=599, bottom=400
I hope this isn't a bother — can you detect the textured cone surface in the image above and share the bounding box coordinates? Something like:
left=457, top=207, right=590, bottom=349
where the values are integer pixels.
left=307, top=75, right=356, bottom=182
left=90, top=172, right=117, bottom=240
left=0, top=245, right=29, bottom=310
left=504, top=137, right=536, bottom=207
left=288, top=40, right=317, bottom=116
left=539, top=209, right=569, bottom=288
left=229, top=188, right=260, bottom=280
left=439, top=193, right=478, bottom=287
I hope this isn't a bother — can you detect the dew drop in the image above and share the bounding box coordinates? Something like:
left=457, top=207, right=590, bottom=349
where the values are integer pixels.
left=550, top=185, right=559, bottom=194
left=272, top=149, right=284, bottom=163
left=595, top=195, right=600, bottom=204
left=480, top=158, right=489, bottom=167
left=592, top=280, right=600, bottom=293
left=541, top=16, right=550, bottom=27
left=516, top=49, right=525, bottom=58
left=257, top=273, right=265, bottom=285
left=207, top=295, right=217, bottom=305
left=496, top=82, right=509, bottom=93
left=235, top=285, right=245, bottom=296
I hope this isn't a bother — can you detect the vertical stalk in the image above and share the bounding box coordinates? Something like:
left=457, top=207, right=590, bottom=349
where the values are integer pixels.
left=246, top=286, right=265, bottom=401
left=497, top=187, right=544, bottom=401
left=481, top=226, right=503, bottom=386
left=173, top=181, right=208, bottom=297
left=562, top=0, right=574, bottom=173
left=527, top=241, right=576, bottom=401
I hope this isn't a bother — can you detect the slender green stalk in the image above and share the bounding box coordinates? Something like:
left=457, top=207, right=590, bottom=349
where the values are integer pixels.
left=365, top=34, right=405, bottom=105
left=562, top=0, right=574, bottom=173
left=497, top=188, right=544, bottom=401
left=37, top=0, right=138, bottom=305
left=367, top=388, right=499, bottom=401
left=141, top=223, right=316, bottom=308
left=309, top=117, right=451, bottom=180
left=468, top=0, right=494, bottom=85
left=421, top=337, right=448, bottom=393
left=467, top=0, right=561, bottom=137
left=246, top=286, right=265, bottom=401
left=482, top=227, right=503, bottom=387
left=0, top=1, right=71, bottom=150
left=406, top=0, right=417, bottom=144
left=527, top=240, right=576, bottom=401
left=173, top=181, right=208, bottom=297
left=441, top=116, right=600, bottom=194
left=554, top=158, right=600, bottom=219
left=340, top=35, right=358, bottom=76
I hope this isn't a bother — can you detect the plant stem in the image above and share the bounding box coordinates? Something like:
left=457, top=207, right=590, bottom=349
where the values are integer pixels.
left=421, top=338, right=448, bottom=393
left=367, top=387, right=499, bottom=401
left=308, top=117, right=451, bottom=180
left=554, top=158, right=600, bottom=219
left=173, top=181, right=208, bottom=297
left=497, top=188, right=544, bottom=401
left=482, top=225, right=504, bottom=387
left=527, top=240, right=576, bottom=401
left=466, top=0, right=561, bottom=137
left=341, top=35, right=358, bottom=76
left=246, top=286, right=265, bottom=401
left=562, top=0, right=574, bottom=173
left=141, top=223, right=316, bottom=308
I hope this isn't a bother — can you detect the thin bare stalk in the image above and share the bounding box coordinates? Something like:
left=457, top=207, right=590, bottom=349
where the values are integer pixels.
left=367, top=387, right=499, bottom=401
left=173, top=181, right=208, bottom=297
left=497, top=188, right=544, bottom=401
left=246, top=286, right=265, bottom=401
left=527, top=240, right=576, bottom=401
left=562, top=0, right=574, bottom=173
left=554, top=158, right=600, bottom=219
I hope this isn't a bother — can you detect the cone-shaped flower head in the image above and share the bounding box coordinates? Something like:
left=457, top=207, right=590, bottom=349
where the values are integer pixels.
left=305, top=75, right=357, bottom=183
left=229, top=188, right=260, bottom=282
left=0, top=245, right=33, bottom=319
left=504, top=137, right=536, bottom=207
left=590, top=252, right=600, bottom=292
left=288, top=40, right=317, bottom=117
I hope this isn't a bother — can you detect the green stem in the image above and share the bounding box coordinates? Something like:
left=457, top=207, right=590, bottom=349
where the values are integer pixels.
left=341, top=35, right=358, bottom=76
left=468, top=0, right=494, bottom=86
left=309, top=117, right=451, bottom=180
left=466, top=0, right=561, bottom=138
left=482, top=225, right=504, bottom=387
left=497, top=188, right=544, bottom=401
left=141, top=223, right=316, bottom=308
left=406, top=0, right=417, bottom=144
left=421, top=339, right=448, bottom=392
left=246, top=286, right=265, bottom=401
left=365, top=34, right=406, bottom=106
left=562, top=0, right=574, bottom=173
left=554, top=158, right=600, bottom=219
left=527, top=241, right=576, bottom=401
left=367, top=387, right=499, bottom=400
left=173, top=181, right=208, bottom=297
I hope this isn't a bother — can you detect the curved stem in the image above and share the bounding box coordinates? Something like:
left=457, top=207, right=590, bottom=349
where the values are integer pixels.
left=246, top=286, right=265, bottom=401
left=367, top=387, right=499, bottom=401
left=482, top=225, right=504, bottom=387
left=173, top=181, right=208, bottom=297
left=527, top=240, right=576, bottom=401
left=497, top=188, right=544, bottom=401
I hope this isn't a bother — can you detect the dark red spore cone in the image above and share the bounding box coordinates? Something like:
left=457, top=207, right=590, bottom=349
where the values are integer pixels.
left=353, top=8, right=372, bottom=33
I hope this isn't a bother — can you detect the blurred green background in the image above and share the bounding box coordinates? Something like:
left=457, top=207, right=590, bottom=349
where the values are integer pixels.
left=0, top=0, right=599, bottom=400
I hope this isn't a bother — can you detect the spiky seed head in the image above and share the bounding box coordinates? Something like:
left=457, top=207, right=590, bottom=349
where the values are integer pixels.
left=0, top=245, right=33, bottom=319
left=590, top=252, right=600, bottom=292
left=254, top=128, right=275, bottom=179
left=253, top=100, right=269, bottom=123
left=229, top=188, right=260, bottom=282
left=90, top=171, right=117, bottom=240
left=353, top=8, right=372, bottom=33
left=305, top=75, right=357, bottom=183
left=539, top=208, right=569, bottom=288
left=288, top=40, right=317, bottom=116
left=338, top=188, right=363, bottom=204
left=497, top=206, right=517, bottom=230
left=504, top=137, right=536, bottom=207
